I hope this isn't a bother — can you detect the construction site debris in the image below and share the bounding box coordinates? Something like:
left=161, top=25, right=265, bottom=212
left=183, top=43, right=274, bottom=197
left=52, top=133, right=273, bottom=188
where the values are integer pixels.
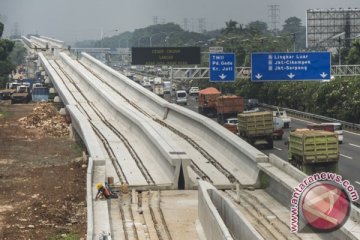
left=18, top=103, right=69, bottom=137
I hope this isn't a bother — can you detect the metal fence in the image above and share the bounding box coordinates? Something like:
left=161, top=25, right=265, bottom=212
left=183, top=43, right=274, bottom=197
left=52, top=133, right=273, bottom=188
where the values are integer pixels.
left=260, top=103, right=360, bottom=131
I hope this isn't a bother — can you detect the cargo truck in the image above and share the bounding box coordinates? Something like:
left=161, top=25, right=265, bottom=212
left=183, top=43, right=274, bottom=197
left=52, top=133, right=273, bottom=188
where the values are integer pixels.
left=152, top=77, right=164, bottom=97
left=238, top=111, right=274, bottom=149
left=287, top=129, right=339, bottom=174
left=198, top=87, right=244, bottom=121
left=216, top=96, right=244, bottom=124
left=198, top=87, right=221, bottom=116
left=0, top=82, right=20, bottom=100
left=11, top=85, right=31, bottom=104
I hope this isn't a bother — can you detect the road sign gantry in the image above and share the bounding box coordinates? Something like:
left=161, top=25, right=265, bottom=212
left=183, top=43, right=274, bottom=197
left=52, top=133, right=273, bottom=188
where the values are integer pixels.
left=209, top=53, right=236, bottom=82
left=251, top=52, right=331, bottom=81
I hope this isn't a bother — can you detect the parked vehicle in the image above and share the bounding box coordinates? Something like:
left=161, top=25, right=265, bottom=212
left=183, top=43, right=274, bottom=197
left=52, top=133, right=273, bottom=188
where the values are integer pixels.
left=11, top=85, right=31, bottom=104
left=175, top=90, right=187, bottom=105
left=238, top=111, right=274, bottom=149
left=273, top=108, right=291, bottom=128
left=306, top=122, right=343, bottom=143
left=32, top=86, right=49, bottom=102
left=287, top=129, right=339, bottom=174
left=0, top=82, right=20, bottom=100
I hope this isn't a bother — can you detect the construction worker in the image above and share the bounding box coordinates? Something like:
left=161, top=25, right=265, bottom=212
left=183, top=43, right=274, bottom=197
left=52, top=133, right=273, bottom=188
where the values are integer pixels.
left=95, top=182, right=118, bottom=201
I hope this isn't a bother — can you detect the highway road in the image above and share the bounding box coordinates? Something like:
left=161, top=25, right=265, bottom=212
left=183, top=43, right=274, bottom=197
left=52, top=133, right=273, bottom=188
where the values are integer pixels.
left=174, top=92, right=360, bottom=205
left=262, top=117, right=360, bottom=205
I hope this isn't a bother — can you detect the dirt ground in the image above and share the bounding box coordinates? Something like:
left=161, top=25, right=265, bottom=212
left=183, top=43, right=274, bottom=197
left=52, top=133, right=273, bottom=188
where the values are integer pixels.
left=0, top=101, right=87, bottom=239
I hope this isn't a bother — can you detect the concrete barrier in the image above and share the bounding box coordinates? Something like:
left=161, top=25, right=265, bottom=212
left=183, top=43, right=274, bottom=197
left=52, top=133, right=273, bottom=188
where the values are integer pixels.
left=198, top=181, right=263, bottom=240
left=80, top=52, right=268, bottom=186
left=86, top=157, right=94, bottom=240
left=39, top=52, right=111, bottom=238
left=60, top=52, right=191, bottom=189
left=67, top=106, right=111, bottom=239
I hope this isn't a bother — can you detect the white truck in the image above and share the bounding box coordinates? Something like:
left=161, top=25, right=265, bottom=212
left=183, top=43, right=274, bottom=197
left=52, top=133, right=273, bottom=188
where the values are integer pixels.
left=273, top=108, right=291, bottom=128
left=152, top=77, right=164, bottom=97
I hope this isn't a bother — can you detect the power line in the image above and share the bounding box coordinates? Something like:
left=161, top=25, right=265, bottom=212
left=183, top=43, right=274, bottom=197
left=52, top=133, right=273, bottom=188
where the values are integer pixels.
left=268, top=5, right=280, bottom=32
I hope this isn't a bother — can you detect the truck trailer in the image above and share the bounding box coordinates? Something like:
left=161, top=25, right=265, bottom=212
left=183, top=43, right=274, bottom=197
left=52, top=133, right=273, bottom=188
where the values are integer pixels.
left=216, top=96, right=244, bottom=124
left=238, top=111, right=274, bottom=149
left=198, top=87, right=221, bottom=116
left=288, top=129, right=339, bottom=174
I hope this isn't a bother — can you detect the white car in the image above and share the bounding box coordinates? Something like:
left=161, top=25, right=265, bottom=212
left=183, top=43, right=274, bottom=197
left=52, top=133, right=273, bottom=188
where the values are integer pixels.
left=189, top=87, right=199, bottom=95
left=225, top=118, right=238, bottom=125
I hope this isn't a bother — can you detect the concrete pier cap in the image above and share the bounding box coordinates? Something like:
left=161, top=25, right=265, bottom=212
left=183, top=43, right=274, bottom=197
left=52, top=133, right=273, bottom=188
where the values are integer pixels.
left=59, top=107, right=68, bottom=116
left=53, top=96, right=62, bottom=103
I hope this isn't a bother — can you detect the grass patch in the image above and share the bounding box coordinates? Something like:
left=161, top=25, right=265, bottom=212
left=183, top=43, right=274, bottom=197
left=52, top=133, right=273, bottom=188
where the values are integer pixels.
left=0, top=107, right=11, bottom=119
left=259, top=172, right=270, bottom=188
left=49, top=232, right=81, bottom=240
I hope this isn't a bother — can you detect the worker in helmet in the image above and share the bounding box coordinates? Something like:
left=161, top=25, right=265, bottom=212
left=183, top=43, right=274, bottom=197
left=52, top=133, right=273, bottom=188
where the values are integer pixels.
left=95, top=182, right=118, bottom=201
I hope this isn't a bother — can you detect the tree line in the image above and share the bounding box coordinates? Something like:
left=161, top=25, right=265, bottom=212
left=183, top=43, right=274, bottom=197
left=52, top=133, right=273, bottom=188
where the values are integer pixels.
left=0, top=22, right=27, bottom=88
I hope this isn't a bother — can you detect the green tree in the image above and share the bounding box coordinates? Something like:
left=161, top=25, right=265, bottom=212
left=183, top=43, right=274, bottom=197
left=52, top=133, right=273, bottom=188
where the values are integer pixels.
left=246, top=21, right=268, bottom=35
left=9, top=41, right=27, bottom=66
left=222, top=20, right=239, bottom=35
left=0, top=22, right=3, bottom=38
left=281, top=17, right=306, bottom=50
left=346, top=39, right=360, bottom=64
left=0, top=22, right=15, bottom=87
left=282, top=17, right=302, bottom=33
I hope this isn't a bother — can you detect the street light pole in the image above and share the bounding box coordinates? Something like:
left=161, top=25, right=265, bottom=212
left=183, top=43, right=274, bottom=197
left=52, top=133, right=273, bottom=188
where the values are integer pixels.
left=292, top=33, right=295, bottom=51
left=150, top=32, right=166, bottom=47
left=101, top=29, right=119, bottom=48
left=138, top=36, right=149, bottom=47
left=164, top=31, right=182, bottom=47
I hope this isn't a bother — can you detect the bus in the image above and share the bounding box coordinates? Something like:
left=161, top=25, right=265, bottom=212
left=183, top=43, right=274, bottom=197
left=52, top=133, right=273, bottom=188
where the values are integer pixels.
left=306, top=122, right=343, bottom=143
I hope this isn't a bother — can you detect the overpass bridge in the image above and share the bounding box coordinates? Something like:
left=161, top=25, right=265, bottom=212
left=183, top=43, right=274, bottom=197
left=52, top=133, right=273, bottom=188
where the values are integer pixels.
left=24, top=36, right=360, bottom=240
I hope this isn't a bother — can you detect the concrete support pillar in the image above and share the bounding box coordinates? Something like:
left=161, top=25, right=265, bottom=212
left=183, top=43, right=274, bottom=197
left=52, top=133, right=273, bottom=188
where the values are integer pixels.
left=236, top=183, right=240, bottom=203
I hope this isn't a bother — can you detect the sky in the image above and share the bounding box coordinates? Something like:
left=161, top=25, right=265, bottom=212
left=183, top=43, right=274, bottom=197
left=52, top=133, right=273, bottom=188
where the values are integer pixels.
left=0, top=0, right=359, bottom=44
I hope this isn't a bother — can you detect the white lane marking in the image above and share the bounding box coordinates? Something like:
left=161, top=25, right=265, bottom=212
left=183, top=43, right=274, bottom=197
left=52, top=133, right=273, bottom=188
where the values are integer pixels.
left=356, top=181, right=360, bottom=186
left=340, top=154, right=353, bottom=159
left=349, top=143, right=360, bottom=148
left=274, top=147, right=282, bottom=151
left=344, top=130, right=360, bottom=136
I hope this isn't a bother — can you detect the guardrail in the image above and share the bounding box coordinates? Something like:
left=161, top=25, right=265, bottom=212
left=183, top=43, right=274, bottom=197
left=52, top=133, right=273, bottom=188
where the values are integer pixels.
left=260, top=103, right=360, bottom=131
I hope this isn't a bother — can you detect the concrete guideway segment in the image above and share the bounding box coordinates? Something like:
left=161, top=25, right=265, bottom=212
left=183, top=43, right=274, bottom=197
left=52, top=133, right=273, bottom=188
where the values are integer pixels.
left=59, top=52, right=191, bottom=189
left=39, top=36, right=65, bottom=49
left=198, top=181, right=264, bottom=240
left=79, top=52, right=268, bottom=188
left=65, top=107, right=112, bottom=239
left=38, top=53, right=77, bottom=106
